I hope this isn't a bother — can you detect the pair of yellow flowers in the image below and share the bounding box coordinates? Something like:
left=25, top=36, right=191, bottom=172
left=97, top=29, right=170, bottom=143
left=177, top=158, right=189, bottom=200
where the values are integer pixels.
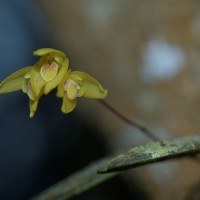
left=0, top=48, right=107, bottom=117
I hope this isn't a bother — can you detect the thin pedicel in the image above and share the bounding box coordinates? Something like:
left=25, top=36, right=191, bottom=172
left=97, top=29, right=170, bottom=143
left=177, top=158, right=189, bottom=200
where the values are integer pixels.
left=98, top=99, right=159, bottom=141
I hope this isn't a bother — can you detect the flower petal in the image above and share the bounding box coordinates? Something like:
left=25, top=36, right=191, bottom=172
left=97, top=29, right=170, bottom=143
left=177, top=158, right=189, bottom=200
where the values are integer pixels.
left=30, top=63, right=46, bottom=97
left=33, top=48, right=65, bottom=57
left=0, top=67, right=31, bottom=93
left=56, top=70, right=71, bottom=98
left=56, top=78, right=65, bottom=98
left=61, top=94, right=77, bottom=113
left=29, top=99, right=39, bottom=118
left=69, top=71, right=108, bottom=99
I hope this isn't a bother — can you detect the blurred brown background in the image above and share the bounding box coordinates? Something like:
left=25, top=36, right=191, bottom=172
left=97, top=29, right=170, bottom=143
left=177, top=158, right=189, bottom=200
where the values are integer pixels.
left=38, top=1, right=200, bottom=199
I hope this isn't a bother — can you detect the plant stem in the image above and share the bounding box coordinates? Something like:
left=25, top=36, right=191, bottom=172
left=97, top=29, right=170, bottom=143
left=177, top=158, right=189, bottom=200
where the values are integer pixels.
left=97, top=135, right=200, bottom=173
left=31, top=135, right=200, bottom=199
left=31, top=158, right=117, bottom=200
left=98, top=100, right=159, bottom=141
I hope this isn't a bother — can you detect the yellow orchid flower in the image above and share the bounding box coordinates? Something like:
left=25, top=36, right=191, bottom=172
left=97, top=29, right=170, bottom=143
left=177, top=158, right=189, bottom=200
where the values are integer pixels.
left=0, top=48, right=107, bottom=117
left=0, top=48, right=69, bottom=117
left=56, top=70, right=108, bottom=113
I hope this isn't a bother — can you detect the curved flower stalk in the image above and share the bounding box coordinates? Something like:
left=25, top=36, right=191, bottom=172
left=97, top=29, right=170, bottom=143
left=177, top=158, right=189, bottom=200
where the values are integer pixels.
left=0, top=48, right=107, bottom=117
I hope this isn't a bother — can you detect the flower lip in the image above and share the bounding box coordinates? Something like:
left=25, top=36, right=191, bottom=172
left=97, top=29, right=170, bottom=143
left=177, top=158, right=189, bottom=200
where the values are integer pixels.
left=64, top=79, right=79, bottom=100
left=40, top=62, right=59, bottom=82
